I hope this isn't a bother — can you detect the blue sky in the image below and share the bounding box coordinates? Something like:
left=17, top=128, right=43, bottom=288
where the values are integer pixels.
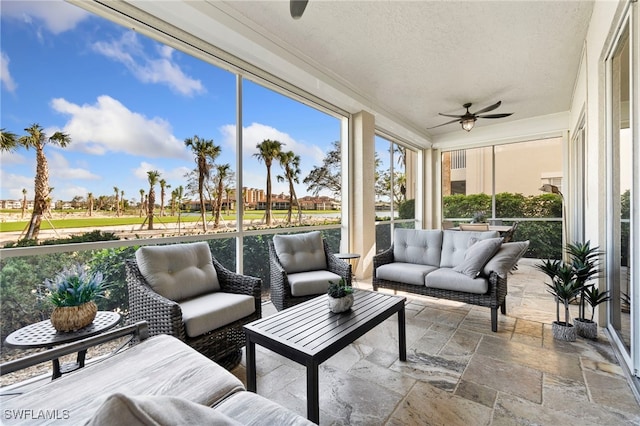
left=0, top=0, right=341, bottom=206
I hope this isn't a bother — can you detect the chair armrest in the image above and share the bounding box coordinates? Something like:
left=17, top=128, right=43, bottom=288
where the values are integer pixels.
left=213, top=257, right=262, bottom=316
left=325, top=240, right=352, bottom=286
left=373, top=246, right=395, bottom=269
left=125, top=260, right=185, bottom=339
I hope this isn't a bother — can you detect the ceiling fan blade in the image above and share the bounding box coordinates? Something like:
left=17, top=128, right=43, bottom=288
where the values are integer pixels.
left=438, top=113, right=465, bottom=119
left=427, top=118, right=461, bottom=129
left=472, top=100, right=502, bottom=115
left=478, top=113, right=513, bottom=119
left=290, top=0, right=308, bottom=19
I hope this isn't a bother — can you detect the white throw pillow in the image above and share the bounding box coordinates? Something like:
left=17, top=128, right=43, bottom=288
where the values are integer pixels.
left=483, top=240, right=530, bottom=278
left=453, top=237, right=503, bottom=278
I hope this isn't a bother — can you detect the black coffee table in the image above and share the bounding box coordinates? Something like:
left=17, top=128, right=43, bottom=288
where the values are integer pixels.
left=244, top=289, right=406, bottom=424
left=5, top=311, right=121, bottom=379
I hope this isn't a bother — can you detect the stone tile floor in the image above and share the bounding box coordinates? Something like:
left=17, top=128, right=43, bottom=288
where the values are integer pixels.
left=230, top=262, right=640, bottom=425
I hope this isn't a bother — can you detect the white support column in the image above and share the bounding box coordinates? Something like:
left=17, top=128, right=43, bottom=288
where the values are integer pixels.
left=350, top=111, right=376, bottom=279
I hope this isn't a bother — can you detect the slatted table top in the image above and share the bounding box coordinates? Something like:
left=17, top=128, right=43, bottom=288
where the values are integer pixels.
left=244, top=289, right=405, bottom=364
left=5, top=311, right=121, bottom=349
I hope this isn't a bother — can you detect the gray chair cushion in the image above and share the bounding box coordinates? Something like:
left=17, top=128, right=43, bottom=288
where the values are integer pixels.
left=453, top=237, right=503, bottom=278
left=376, top=262, right=439, bottom=286
left=214, top=391, right=314, bottom=426
left=179, top=293, right=256, bottom=338
left=273, top=231, right=327, bottom=274
left=393, top=228, right=443, bottom=266
left=483, top=240, right=530, bottom=278
left=440, top=230, right=500, bottom=268
left=425, top=268, right=489, bottom=294
left=135, top=242, right=220, bottom=302
left=87, top=393, right=242, bottom=426
left=288, top=270, right=341, bottom=296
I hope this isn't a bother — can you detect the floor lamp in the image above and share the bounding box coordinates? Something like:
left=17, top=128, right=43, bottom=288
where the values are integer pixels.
left=539, top=184, right=567, bottom=259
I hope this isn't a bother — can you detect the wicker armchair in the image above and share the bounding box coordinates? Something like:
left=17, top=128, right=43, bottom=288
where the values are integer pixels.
left=269, top=232, right=351, bottom=311
left=125, top=243, right=261, bottom=369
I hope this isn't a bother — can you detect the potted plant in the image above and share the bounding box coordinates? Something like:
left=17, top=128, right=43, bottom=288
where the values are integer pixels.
left=568, top=241, right=604, bottom=338
left=535, top=260, right=583, bottom=341
left=327, top=278, right=354, bottom=313
left=44, top=264, right=107, bottom=332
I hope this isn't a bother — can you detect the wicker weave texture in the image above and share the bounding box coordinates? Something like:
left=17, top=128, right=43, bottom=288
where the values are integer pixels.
left=372, top=245, right=508, bottom=332
left=269, top=238, right=352, bottom=311
left=125, top=256, right=262, bottom=368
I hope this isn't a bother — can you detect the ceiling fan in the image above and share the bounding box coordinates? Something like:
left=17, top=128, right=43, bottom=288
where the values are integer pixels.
left=428, top=101, right=513, bottom=132
left=290, top=0, right=309, bottom=19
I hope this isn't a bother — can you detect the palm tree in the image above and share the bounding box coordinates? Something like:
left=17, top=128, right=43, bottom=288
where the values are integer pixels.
left=184, top=135, right=221, bottom=231
left=254, top=139, right=283, bottom=226
left=139, top=189, right=145, bottom=217
left=159, top=179, right=168, bottom=217
left=1, top=128, right=18, bottom=151
left=213, top=163, right=231, bottom=228
left=21, top=188, right=27, bottom=219
left=277, top=150, right=302, bottom=224
left=113, top=186, right=120, bottom=217
left=87, top=192, right=94, bottom=216
left=121, top=190, right=125, bottom=213
left=13, top=124, right=71, bottom=240
left=146, top=170, right=160, bottom=230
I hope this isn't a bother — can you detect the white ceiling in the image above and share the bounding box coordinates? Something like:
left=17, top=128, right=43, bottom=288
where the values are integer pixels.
left=86, top=0, right=595, bottom=148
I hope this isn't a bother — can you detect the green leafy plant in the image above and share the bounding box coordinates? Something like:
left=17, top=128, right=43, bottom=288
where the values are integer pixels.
left=567, top=241, right=602, bottom=322
left=543, top=264, right=583, bottom=325
left=44, top=264, right=107, bottom=307
left=327, top=278, right=353, bottom=298
left=584, top=286, right=611, bottom=322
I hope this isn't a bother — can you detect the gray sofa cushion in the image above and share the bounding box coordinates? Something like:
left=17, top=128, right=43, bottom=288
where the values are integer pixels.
left=483, top=240, right=530, bottom=278
left=273, top=231, right=327, bottom=273
left=87, top=393, right=242, bottom=426
left=215, top=391, right=314, bottom=425
left=393, top=228, right=443, bottom=266
left=135, top=242, right=220, bottom=302
left=288, top=270, right=341, bottom=296
left=376, top=262, right=439, bottom=286
left=453, top=237, right=503, bottom=278
left=179, top=292, right=256, bottom=338
left=425, top=268, right=489, bottom=294
left=440, top=230, right=500, bottom=268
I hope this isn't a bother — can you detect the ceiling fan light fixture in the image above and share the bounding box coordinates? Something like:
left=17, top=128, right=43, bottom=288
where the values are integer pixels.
left=461, top=118, right=476, bottom=132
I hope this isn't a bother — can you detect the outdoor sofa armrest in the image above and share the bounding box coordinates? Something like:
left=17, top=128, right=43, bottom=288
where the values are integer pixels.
left=373, top=245, right=395, bottom=270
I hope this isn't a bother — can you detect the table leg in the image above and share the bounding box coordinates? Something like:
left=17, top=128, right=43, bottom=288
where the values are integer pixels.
left=398, top=306, right=406, bottom=361
left=246, top=338, right=256, bottom=392
left=51, top=358, right=62, bottom=380
left=77, top=349, right=87, bottom=368
left=307, top=360, right=320, bottom=424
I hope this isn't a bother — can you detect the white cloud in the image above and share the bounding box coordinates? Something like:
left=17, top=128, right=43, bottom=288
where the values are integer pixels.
left=50, top=95, right=190, bottom=160
left=0, top=171, right=33, bottom=200
left=1, top=0, right=89, bottom=34
left=1, top=52, right=17, bottom=92
left=132, top=162, right=189, bottom=185
left=47, top=151, right=100, bottom=180
left=0, top=150, right=28, bottom=165
left=92, top=32, right=205, bottom=97
left=220, top=122, right=325, bottom=164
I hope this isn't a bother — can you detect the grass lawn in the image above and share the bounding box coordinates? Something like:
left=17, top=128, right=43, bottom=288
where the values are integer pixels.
left=0, top=210, right=338, bottom=233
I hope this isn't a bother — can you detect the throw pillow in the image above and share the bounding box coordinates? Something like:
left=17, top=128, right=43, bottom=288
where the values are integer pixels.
left=453, top=237, right=503, bottom=278
left=483, top=240, right=530, bottom=278
left=87, top=393, right=242, bottom=426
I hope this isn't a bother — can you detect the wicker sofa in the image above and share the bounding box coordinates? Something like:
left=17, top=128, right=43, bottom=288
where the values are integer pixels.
left=125, top=242, right=261, bottom=369
left=373, top=228, right=528, bottom=332
left=0, top=323, right=312, bottom=425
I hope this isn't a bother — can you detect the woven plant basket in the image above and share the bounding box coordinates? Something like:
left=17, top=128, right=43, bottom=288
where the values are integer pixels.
left=50, top=301, right=97, bottom=332
left=574, top=318, right=598, bottom=339
left=552, top=321, right=576, bottom=342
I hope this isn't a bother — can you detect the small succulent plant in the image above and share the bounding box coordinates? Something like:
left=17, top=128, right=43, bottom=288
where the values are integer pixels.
left=327, top=278, right=353, bottom=298
left=44, top=264, right=106, bottom=307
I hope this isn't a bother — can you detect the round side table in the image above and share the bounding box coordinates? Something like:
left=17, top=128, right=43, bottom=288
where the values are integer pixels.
left=5, top=311, right=121, bottom=379
left=335, top=253, right=361, bottom=286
